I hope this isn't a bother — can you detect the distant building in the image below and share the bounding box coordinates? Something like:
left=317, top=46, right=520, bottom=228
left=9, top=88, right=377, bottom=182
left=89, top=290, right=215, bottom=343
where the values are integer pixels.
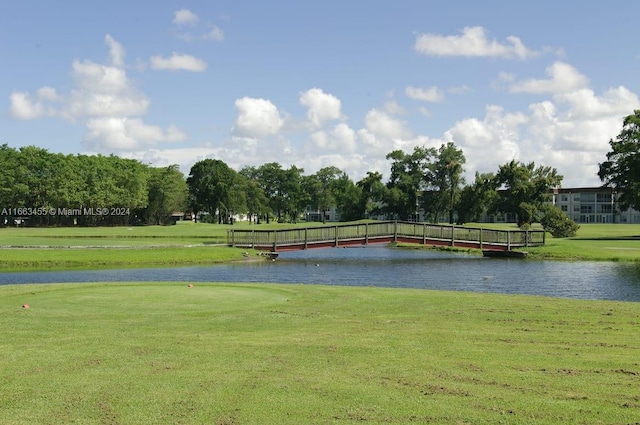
left=304, top=206, right=341, bottom=222
left=552, top=187, right=640, bottom=224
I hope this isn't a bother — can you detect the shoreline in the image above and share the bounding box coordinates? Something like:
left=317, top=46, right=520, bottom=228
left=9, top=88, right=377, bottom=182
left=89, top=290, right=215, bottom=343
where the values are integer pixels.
left=0, top=242, right=638, bottom=271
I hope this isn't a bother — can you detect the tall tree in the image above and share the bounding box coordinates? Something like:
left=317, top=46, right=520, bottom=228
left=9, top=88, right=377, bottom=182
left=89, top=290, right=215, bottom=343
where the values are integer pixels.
left=493, top=160, right=562, bottom=227
left=254, top=162, right=286, bottom=222
left=239, top=166, right=269, bottom=223
left=356, top=171, right=386, bottom=219
left=421, top=142, right=466, bottom=223
left=304, top=166, right=342, bottom=223
left=281, top=165, right=306, bottom=223
left=146, top=165, right=188, bottom=225
left=187, top=158, right=238, bottom=223
left=385, top=146, right=436, bottom=220
left=598, top=110, right=640, bottom=211
left=456, top=172, right=497, bottom=224
left=332, top=172, right=362, bottom=221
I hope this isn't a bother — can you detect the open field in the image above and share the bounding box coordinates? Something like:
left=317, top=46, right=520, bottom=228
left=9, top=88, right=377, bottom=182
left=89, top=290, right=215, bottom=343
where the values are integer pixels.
left=1, top=282, right=639, bottom=424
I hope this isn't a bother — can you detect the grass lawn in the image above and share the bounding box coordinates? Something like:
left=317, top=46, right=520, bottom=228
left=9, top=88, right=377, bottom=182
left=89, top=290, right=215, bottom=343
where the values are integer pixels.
left=1, top=221, right=640, bottom=268
left=1, top=282, right=639, bottom=424
left=525, top=224, right=640, bottom=261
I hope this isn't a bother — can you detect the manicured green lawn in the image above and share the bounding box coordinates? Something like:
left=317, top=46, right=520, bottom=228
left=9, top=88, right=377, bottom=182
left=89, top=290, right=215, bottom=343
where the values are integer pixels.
left=1, top=221, right=640, bottom=267
left=1, top=282, right=639, bottom=424
left=525, top=224, right=640, bottom=261
left=0, top=246, right=252, bottom=269
left=0, top=220, right=226, bottom=246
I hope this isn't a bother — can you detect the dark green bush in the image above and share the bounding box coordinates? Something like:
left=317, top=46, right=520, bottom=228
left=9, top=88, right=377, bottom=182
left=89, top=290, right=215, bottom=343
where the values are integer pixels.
left=541, top=205, right=580, bottom=238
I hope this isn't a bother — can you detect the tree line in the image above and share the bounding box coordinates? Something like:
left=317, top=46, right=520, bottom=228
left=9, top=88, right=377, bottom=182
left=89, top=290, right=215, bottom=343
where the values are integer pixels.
left=0, top=144, right=187, bottom=226
left=0, top=141, right=562, bottom=229
left=186, top=142, right=570, bottom=232
left=10, top=105, right=640, bottom=238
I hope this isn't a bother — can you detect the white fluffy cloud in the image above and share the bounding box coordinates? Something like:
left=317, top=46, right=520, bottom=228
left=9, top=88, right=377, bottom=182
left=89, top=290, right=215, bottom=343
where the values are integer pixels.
left=299, top=88, right=342, bottom=129
left=309, top=123, right=357, bottom=153
left=84, top=118, right=186, bottom=151
left=9, top=92, right=45, bottom=119
left=509, top=62, right=589, bottom=94
left=232, top=97, right=285, bottom=138
left=8, top=35, right=189, bottom=153
left=150, top=53, right=207, bottom=72
left=105, top=34, right=125, bottom=67
left=172, top=9, right=224, bottom=42
left=415, top=26, right=537, bottom=59
left=363, top=108, right=412, bottom=142
left=405, top=86, right=444, bottom=102
left=64, top=58, right=150, bottom=119
left=173, top=9, right=199, bottom=25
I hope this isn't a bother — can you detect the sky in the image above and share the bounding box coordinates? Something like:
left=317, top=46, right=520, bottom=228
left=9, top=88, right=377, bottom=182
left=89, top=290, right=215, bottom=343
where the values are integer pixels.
left=2, top=1, right=639, bottom=187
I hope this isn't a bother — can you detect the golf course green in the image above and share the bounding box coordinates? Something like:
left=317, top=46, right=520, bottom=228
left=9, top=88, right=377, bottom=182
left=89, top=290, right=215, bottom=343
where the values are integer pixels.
left=1, top=221, right=639, bottom=423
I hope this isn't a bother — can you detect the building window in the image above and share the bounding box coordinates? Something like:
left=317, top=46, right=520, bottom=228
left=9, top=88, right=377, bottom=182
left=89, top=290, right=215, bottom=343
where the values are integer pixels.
left=580, top=205, right=593, bottom=213
left=597, top=204, right=612, bottom=213
left=561, top=205, right=568, bottom=212
left=573, top=205, right=580, bottom=212
left=581, top=193, right=595, bottom=203
left=560, top=194, right=568, bottom=202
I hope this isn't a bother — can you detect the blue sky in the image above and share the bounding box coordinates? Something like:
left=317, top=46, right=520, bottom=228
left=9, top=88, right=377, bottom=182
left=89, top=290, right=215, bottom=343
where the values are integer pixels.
left=2, top=1, right=639, bottom=187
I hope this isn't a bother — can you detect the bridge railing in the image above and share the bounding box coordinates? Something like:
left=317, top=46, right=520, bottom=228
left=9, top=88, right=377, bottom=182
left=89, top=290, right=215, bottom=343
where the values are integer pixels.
left=227, top=221, right=545, bottom=251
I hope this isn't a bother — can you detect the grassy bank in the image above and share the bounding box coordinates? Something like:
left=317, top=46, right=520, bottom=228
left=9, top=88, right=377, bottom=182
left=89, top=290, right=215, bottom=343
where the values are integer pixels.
left=524, top=224, right=640, bottom=261
left=1, top=221, right=639, bottom=268
left=1, top=282, right=639, bottom=424
left=0, top=246, right=254, bottom=269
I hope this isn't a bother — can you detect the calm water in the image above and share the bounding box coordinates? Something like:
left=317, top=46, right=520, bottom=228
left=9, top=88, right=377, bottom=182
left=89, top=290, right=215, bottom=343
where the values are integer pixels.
left=1, top=247, right=640, bottom=302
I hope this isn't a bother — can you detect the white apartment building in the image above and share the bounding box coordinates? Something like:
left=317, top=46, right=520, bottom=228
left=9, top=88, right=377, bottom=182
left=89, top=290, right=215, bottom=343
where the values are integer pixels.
left=552, top=187, right=640, bottom=224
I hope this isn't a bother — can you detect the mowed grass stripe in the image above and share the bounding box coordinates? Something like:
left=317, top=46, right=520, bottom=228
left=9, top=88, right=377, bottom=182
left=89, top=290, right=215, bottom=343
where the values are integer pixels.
left=1, top=283, right=639, bottom=424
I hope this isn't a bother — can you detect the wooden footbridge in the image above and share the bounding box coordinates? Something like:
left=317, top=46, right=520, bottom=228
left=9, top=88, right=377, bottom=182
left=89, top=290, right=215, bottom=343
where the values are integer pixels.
left=227, top=221, right=545, bottom=253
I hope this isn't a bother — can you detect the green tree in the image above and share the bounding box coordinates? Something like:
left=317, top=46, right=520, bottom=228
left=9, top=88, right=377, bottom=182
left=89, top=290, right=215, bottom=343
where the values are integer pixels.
left=187, top=159, right=238, bottom=224
left=493, top=160, right=562, bottom=227
left=254, top=162, right=286, bottom=222
left=456, top=172, right=497, bottom=224
left=598, top=110, right=640, bottom=212
left=238, top=166, right=269, bottom=223
left=540, top=204, right=580, bottom=238
left=385, top=146, right=436, bottom=220
left=421, top=142, right=466, bottom=223
left=304, top=166, right=342, bottom=223
left=356, top=171, right=387, bottom=219
left=332, top=172, right=362, bottom=221
left=281, top=165, right=306, bottom=223
left=145, top=165, right=188, bottom=225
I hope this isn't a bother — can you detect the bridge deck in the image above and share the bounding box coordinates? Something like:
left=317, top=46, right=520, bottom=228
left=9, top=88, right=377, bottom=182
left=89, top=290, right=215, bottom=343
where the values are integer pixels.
left=227, top=221, right=545, bottom=252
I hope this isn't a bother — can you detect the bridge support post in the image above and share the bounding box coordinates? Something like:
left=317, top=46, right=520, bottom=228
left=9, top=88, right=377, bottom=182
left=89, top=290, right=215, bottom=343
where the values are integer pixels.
left=507, top=231, right=511, bottom=251
left=423, top=223, right=426, bottom=245
left=365, top=223, right=368, bottom=245
left=335, top=225, right=339, bottom=247
left=479, top=229, right=482, bottom=250
left=304, top=228, right=308, bottom=249
left=450, top=226, right=454, bottom=247
left=394, top=221, right=398, bottom=242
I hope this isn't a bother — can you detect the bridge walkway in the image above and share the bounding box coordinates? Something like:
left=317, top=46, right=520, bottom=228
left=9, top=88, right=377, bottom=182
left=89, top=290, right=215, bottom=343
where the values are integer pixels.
left=227, top=221, right=545, bottom=253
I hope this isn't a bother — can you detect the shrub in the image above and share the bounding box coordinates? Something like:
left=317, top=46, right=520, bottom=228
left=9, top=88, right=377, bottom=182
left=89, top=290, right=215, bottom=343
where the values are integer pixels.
left=541, top=205, right=580, bottom=238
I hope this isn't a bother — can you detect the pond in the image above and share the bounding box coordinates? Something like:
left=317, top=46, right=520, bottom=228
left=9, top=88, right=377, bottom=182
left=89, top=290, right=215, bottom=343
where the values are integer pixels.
left=2, top=247, right=640, bottom=302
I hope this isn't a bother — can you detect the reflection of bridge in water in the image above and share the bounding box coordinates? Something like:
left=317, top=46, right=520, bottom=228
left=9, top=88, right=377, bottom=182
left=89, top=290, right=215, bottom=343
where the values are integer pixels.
left=227, top=221, right=545, bottom=253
